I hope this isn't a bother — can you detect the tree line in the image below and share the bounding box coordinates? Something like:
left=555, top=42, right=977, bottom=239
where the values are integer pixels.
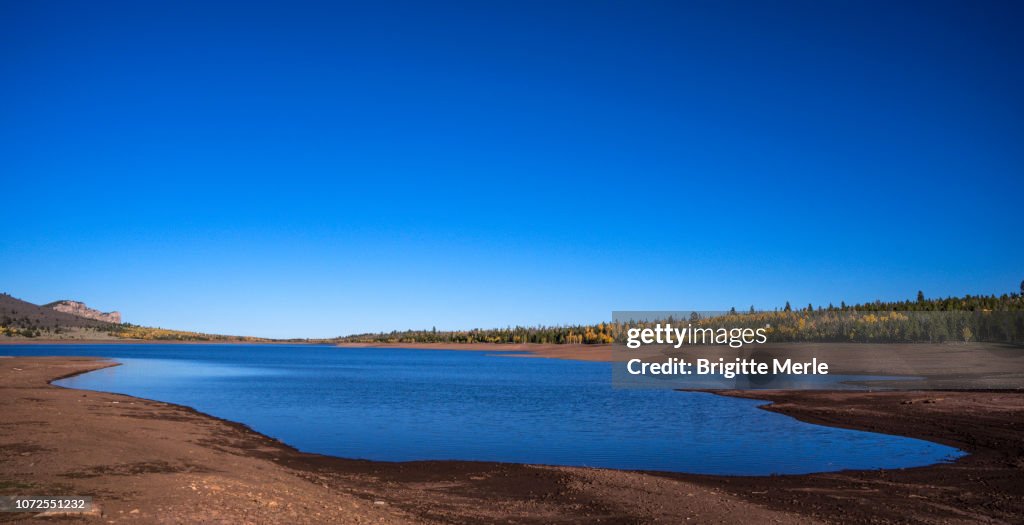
left=334, top=283, right=1024, bottom=345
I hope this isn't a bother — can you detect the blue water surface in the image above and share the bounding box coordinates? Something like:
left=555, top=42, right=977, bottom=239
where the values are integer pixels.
left=4, top=344, right=963, bottom=475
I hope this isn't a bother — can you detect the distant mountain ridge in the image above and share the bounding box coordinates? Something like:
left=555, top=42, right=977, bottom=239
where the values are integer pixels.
left=1, top=293, right=269, bottom=342
left=0, top=293, right=116, bottom=334
left=42, top=300, right=121, bottom=324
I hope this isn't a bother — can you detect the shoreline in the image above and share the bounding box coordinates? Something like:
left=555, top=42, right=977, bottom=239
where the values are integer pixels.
left=0, top=339, right=328, bottom=346
left=335, top=341, right=617, bottom=362
left=12, top=340, right=1023, bottom=381
left=0, top=339, right=613, bottom=359
left=1, top=357, right=1021, bottom=522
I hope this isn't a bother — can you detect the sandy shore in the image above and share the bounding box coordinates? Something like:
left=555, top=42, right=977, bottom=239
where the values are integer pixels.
left=1, top=357, right=1022, bottom=524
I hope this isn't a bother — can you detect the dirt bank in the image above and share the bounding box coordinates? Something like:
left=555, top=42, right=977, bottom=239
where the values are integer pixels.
left=678, top=389, right=1024, bottom=523
left=1, top=357, right=1022, bottom=523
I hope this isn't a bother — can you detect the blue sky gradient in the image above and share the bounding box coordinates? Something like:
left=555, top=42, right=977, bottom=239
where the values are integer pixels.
left=2, top=1, right=1022, bottom=338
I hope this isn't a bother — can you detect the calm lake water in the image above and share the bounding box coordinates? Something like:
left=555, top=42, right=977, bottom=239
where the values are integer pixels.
left=6, top=344, right=963, bottom=475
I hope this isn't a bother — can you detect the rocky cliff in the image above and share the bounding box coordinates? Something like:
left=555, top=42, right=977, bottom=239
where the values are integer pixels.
left=44, top=300, right=121, bottom=324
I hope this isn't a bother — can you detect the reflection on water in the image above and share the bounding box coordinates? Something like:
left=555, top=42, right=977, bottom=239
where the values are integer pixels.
left=7, top=344, right=964, bottom=475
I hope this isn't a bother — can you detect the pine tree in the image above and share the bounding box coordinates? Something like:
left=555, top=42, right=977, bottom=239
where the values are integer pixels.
left=784, top=301, right=792, bottom=312
left=917, top=290, right=925, bottom=303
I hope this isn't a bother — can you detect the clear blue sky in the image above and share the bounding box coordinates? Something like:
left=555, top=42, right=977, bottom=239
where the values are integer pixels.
left=2, top=1, right=1021, bottom=338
